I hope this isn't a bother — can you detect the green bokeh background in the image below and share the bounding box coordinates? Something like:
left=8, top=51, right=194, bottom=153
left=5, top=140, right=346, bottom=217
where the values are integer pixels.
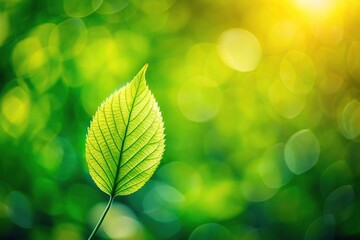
left=1, top=0, right=360, bottom=239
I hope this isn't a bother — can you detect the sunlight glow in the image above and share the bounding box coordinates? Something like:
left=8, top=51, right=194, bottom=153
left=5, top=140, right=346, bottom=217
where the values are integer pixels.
left=295, top=0, right=333, bottom=11
left=293, top=0, right=339, bottom=18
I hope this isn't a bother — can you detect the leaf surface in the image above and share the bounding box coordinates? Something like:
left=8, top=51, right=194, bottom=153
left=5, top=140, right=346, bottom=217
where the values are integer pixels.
left=85, top=65, right=165, bottom=196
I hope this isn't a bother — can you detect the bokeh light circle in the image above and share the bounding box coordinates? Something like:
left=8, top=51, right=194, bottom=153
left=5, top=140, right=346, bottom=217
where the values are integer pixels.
left=89, top=202, right=143, bottom=239
left=53, top=223, right=82, bottom=240
left=305, top=215, right=335, bottom=240
left=157, top=161, right=202, bottom=205
left=285, top=129, right=320, bottom=175
left=142, top=181, right=184, bottom=223
left=12, top=37, right=42, bottom=78
left=320, top=160, right=353, bottom=197
left=189, top=223, right=231, bottom=240
left=28, top=49, right=61, bottom=93
left=1, top=86, right=31, bottom=138
left=258, top=143, right=293, bottom=188
left=7, top=191, right=33, bottom=228
left=218, top=28, right=262, bottom=72
left=339, top=99, right=360, bottom=139
left=241, top=163, right=278, bottom=202
left=97, top=0, right=129, bottom=14
left=1, top=87, right=30, bottom=126
left=324, top=185, right=355, bottom=223
left=49, top=18, right=87, bottom=60
left=63, top=0, right=103, bottom=17
left=280, top=51, right=316, bottom=94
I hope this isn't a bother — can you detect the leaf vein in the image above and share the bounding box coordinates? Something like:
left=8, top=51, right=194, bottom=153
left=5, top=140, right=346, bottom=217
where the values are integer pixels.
left=117, top=161, right=159, bottom=193
left=123, top=119, right=160, bottom=157
left=96, top=112, right=118, bottom=167
left=110, top=94, right=123, bottom=149
left=116, top=139, right=161, bottom=189
left=88, top=163, right=112, bottom=192
left=122, top=111, right=157, bottom=153
left=118, top=89, right=127, bottom=126
left=127, top=95, right=152, bottom=133
left=87, top=148, right=114, bottom=189
left=110, top=68, right=146, bottom=196
left=131, top=86, right=148, bottom=110
left=90, top=126, right=115, bottom=179
left=103, top=100, right=120, bottom=152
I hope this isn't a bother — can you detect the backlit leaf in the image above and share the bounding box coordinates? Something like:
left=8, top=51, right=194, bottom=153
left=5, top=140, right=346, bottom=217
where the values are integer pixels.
left=85, top=64, right=165, bottom=196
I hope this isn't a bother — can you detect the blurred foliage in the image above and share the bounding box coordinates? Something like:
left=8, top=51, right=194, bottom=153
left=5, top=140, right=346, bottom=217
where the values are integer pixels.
left=0, top=0, right=360, bottom=239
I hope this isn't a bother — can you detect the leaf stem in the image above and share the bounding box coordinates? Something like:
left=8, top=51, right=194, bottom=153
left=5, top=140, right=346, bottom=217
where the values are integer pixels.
left=88, top=195, right=114, bottom=240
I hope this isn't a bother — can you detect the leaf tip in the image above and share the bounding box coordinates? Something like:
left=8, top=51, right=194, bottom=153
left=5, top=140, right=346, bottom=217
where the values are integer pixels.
left=135, top=64, right=149, bottom=84
left=142, top=63, right=149, bottom=72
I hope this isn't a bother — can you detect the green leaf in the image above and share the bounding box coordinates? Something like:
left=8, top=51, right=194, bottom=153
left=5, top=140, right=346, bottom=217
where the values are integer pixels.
left=85, top=64, right=165, bottom=197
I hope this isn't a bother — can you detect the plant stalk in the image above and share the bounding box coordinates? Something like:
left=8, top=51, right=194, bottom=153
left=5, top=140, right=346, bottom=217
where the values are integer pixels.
left=88, top=195, right=114, bottom=240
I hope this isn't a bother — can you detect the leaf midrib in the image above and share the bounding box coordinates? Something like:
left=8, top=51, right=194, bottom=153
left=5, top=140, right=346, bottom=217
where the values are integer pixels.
left=110, top=72, right=144, bottom=197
